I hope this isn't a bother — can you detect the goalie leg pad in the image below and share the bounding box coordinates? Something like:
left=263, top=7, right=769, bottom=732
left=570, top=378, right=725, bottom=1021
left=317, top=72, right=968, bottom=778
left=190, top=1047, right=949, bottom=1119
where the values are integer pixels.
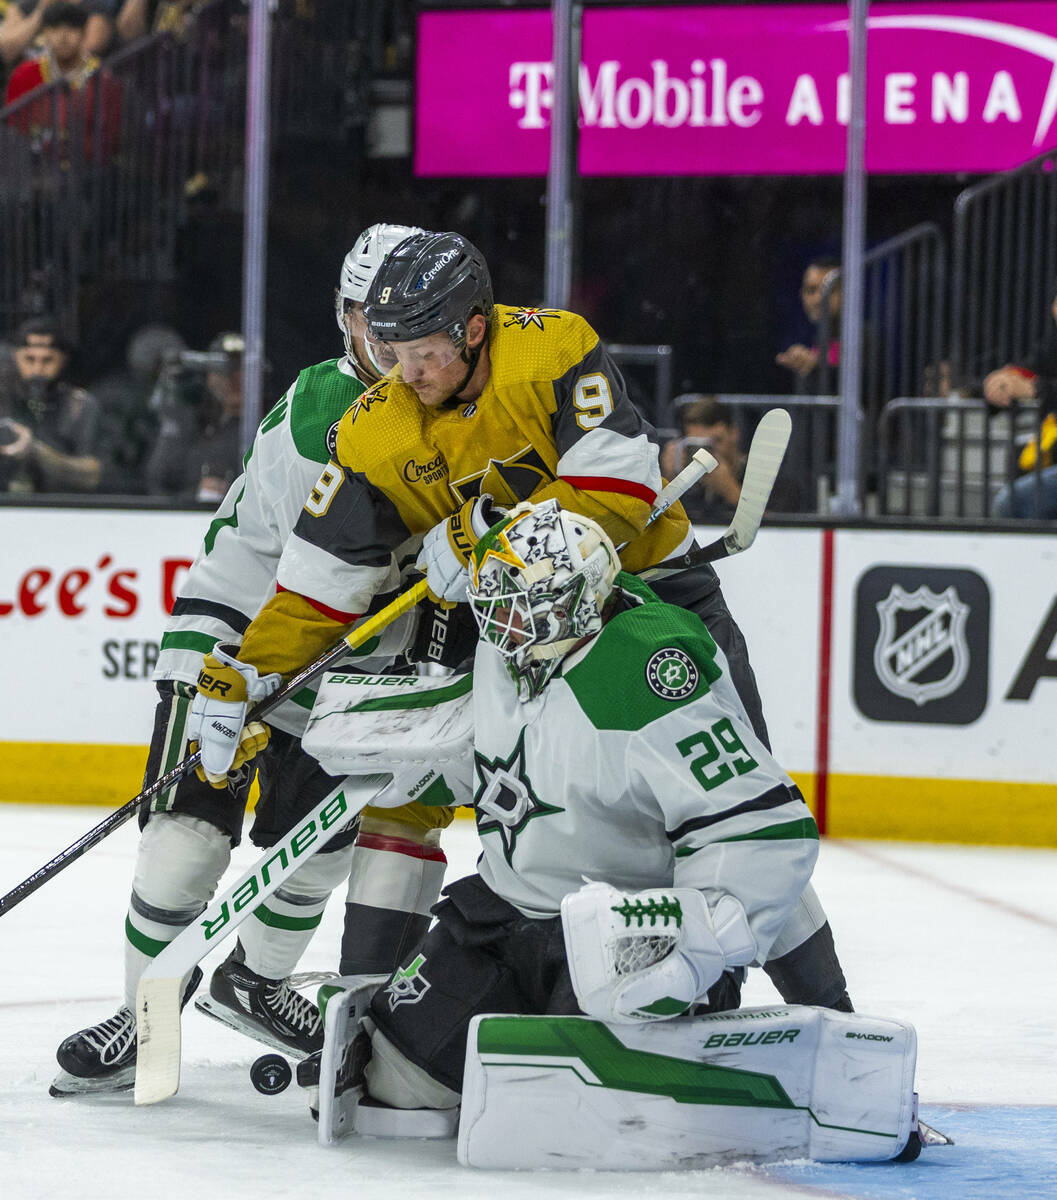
left=458, top=1006, right=918, bottom=1170
left=124, top=813, right=231, bottom=1008
left=313, top=978, right=459, bottom=1145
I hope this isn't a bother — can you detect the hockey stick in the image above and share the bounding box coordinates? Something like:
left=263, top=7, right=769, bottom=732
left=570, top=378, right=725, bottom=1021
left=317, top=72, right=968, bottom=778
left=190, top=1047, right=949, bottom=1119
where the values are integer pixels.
left=133, top=774, right=395, bottom=1105
left=0, top=581, right=429, bottom=919
left=696, top=408, right=792, bottom=563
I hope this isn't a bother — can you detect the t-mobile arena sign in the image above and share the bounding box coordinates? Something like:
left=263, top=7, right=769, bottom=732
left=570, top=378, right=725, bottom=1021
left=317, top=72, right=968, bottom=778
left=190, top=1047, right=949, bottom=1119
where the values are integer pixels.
left=415, top=2, right=1057, bottom=175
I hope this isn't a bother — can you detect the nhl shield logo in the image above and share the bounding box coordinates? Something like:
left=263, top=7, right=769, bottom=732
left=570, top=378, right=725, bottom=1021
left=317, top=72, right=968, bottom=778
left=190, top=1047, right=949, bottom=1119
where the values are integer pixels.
left=873, top=585, right=969, bottom=706
left=854, top=565, right=990, bottom=725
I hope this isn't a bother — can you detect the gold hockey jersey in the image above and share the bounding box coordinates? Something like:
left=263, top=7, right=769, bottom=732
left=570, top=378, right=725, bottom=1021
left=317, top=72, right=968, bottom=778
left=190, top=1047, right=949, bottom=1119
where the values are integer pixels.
left=241, top=304, right=693, bottom=675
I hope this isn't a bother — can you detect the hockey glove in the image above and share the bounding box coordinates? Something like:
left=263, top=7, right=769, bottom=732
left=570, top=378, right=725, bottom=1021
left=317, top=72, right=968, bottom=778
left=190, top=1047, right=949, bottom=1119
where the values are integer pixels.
left=187, top=644, right=281, bottom=788
left=416, top=495, right=504, bottom=603
left=408, top=597, right=479, bottom=669
left=561, top=882, right=757, bottom=1024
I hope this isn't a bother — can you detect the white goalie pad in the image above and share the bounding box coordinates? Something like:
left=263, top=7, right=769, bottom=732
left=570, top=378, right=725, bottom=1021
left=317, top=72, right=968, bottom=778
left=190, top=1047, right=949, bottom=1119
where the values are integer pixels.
left=303, top=671, right=474, bottom=795
left=316, top=976, right=386, bottom=1145
left=458, top=1006, right=919, bottom=1170
left=316, top=978, right=459, bottom=1146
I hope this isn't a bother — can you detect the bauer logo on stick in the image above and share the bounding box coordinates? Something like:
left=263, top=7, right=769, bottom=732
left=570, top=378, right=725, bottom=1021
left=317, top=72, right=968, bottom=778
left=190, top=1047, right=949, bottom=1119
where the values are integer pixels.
left=645, top=648, right=699, bottom=700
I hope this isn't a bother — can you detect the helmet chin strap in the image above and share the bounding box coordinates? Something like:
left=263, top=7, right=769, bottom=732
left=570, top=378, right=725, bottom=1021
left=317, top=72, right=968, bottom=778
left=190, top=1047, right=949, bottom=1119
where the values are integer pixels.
left=346, top=344, right=379, bottom=386
left=438, top=339, right=485, bottom=409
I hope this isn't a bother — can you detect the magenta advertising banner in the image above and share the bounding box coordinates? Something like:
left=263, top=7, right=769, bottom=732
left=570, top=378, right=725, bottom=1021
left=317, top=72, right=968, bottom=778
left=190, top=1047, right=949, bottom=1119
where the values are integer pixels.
left=415, top=3, right=1057, bottom=176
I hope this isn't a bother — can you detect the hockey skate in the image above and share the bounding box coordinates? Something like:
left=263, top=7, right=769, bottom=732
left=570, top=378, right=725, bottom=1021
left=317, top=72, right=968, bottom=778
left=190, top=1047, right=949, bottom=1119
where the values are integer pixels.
left=194, top=942, right=324, bottom=1058
left=50, top=967, right=203, bottom=1097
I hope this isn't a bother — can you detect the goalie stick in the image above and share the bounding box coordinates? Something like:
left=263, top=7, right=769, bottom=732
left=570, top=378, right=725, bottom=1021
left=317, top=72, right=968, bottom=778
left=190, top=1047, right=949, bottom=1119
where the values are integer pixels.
left=133, top=774, right=392, bottom=1105
left=696, top=407, right=792, bottom=563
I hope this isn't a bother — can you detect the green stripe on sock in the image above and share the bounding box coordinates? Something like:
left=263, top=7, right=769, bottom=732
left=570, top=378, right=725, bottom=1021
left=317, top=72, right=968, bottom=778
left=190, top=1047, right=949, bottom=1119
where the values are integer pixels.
left=125, top=914, right=172, bottom=959
left=251, top=905, right=324, bottom=932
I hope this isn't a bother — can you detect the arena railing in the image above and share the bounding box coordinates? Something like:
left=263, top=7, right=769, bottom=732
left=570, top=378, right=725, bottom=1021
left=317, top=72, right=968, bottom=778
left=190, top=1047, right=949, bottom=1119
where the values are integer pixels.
left=608, top=343, right=674, bottom=428
left=877, top=396, right=1044, bottom=519
left=814, top=223, right=948, bottom=437
left=0, top=0, right=370, bottom=343
left=949, top=147, right=1057, bottom=391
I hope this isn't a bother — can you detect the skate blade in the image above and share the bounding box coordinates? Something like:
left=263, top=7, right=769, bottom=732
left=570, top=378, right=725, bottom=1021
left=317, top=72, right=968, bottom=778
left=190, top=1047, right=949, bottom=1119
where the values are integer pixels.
left=49, top=1064, right=136, bottom=1097
left=194, top=994, right=316, bottom=1058
left=918, top=1120, right=955, bottom=1148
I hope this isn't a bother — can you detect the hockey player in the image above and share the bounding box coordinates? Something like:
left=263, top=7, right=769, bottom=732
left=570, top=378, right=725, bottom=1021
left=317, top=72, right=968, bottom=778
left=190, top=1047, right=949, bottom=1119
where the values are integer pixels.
left=188, top=230, right=852, bottom=1016
left=334, top=500, right=821, bottom=1118
left=51, top=223, right=459, bottom=1097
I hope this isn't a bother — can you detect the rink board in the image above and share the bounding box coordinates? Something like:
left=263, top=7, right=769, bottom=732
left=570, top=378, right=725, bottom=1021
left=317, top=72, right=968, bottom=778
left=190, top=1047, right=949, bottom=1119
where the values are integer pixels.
left=0, top=508, right=1053, bottom=845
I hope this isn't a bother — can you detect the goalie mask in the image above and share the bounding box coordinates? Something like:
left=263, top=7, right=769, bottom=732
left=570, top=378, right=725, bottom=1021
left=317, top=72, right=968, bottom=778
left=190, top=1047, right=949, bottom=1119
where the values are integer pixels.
left=336, top=223, right=424, bottom=376
left=468, top=499, right=620, bottom=700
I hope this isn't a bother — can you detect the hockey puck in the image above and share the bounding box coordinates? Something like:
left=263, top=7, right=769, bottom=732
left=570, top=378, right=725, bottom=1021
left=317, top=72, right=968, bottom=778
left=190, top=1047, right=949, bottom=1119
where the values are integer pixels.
left=250, top=1053, right=292, bottom=1095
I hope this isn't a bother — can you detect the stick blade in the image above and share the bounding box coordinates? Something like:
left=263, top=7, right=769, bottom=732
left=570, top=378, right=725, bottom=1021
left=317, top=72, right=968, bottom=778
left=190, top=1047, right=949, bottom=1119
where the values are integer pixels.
left=134, top=976, right=183, bottom=1105
left=724, top=407, right=792, bottom=554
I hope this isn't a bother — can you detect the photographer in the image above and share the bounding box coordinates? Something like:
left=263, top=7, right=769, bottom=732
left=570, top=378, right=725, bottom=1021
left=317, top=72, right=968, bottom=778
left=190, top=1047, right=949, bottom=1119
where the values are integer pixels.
left=144, top=331, right=248, bottom=501
left=661, top=394, right=803, bottom=522
left=660, top=394, right=747, bottom=524
left=0, top=317, right=105, bottom=494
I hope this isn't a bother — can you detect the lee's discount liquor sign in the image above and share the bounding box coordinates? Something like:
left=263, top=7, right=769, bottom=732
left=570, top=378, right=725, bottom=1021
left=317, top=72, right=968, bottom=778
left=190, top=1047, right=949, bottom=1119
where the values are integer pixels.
left=415, top=2, right=1057, bottom=176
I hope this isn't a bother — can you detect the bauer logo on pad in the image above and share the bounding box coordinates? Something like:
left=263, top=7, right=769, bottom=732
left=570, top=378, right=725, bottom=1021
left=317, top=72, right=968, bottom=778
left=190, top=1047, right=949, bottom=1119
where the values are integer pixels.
left=853, top=565, right=990, bottom=725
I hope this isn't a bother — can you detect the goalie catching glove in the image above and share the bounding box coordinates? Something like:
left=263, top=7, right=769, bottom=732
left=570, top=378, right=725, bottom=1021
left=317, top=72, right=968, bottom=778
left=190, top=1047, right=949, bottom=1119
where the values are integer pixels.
left=187, top=644, right=280, bottom=788
left=561, top=882, right=758, bottom=1024
left=416, top=494, right=504, bottom=603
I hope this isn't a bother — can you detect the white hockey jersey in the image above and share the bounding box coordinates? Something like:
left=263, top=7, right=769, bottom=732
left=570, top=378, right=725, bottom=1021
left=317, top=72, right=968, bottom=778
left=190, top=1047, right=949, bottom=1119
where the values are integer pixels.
left=152, top=358, right=412, bottom=734
left=470, top=577, right=819, bottom=964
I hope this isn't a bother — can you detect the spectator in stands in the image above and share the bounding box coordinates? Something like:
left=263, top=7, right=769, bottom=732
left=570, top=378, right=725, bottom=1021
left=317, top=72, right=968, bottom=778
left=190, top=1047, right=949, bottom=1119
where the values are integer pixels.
left=5, top=3, right=94, bottom=104
left=115, top=0, right=203, bottom=43
left=660, top=394, right=800, bottom=523
left=776, top=257, right=842, bottom=388
left=984, top=285, right=1057, bottom=519
left=91, top=322, right=185, bottom=493
left=0, top=317, right=106, bottom=492
left=144, top=330, right=248, bottom=501
left=1, top=1, right=114, bottom=81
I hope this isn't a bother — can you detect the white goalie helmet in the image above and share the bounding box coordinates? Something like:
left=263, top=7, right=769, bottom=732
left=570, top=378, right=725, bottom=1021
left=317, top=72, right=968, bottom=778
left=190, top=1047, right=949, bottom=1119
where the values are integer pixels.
left=467, top=498, right=621, bottom=700
left=335, top=222, right=424, bottom=363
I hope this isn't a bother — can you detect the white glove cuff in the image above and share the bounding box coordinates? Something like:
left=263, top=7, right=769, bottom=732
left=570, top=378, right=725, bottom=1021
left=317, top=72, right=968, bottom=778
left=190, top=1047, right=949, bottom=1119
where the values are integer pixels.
left=710, top=894, right=758, bottom=968
left=210, top=643, right=282, bottom=702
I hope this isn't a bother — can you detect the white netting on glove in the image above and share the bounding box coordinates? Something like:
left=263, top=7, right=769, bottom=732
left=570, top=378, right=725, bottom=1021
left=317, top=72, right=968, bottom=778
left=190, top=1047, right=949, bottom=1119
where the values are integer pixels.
left=612, top=934, right=678, bottom=976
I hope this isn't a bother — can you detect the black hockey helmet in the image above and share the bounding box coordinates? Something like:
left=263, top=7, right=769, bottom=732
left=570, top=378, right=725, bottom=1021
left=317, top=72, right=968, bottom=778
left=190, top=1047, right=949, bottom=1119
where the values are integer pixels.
left=363, top=231, right=493, bottom=349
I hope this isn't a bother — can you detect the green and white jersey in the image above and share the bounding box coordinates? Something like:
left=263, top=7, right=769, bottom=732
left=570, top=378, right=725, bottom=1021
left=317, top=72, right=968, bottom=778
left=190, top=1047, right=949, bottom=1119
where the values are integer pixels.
left=471, top=576, right=819, bottom=963
left=153, top=358, right=404, bottom=734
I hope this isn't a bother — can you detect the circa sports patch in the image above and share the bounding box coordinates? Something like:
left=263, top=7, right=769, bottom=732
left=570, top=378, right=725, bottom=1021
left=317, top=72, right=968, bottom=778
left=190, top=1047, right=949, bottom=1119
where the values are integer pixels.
left=644, top=648, right=699, bottom=700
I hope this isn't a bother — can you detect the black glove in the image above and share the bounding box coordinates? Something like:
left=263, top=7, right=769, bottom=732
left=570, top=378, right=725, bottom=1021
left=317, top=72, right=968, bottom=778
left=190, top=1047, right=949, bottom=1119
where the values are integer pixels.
left=409, top=598, right=479, bottom=669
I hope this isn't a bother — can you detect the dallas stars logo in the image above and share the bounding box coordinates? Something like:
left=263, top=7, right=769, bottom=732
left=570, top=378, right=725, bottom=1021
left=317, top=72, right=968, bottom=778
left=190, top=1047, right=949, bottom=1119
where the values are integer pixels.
left=503, top=307, right=562, bottom=331
left=385, top=953, right=431, bottom=1011
left=644, top=648, right=700, bottom=700
left=474, top=728, right=563, bottom=863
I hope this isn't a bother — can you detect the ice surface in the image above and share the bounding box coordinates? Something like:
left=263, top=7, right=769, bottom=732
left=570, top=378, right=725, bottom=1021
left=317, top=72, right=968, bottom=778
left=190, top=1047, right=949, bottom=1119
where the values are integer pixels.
left=2, top=806, right=1054, bottom=1199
